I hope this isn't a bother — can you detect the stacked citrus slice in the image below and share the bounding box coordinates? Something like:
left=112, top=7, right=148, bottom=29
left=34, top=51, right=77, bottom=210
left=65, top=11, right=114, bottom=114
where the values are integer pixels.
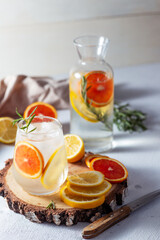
left=85, top=154, right=128, bottom=183
left=85, top=154, right=103, bottom=168
left=60, top=171, right=112, bottom=209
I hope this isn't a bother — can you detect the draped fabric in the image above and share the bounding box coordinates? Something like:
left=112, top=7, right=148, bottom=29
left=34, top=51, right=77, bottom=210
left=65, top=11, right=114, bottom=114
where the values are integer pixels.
left=0, top=75, right=69, bottom=118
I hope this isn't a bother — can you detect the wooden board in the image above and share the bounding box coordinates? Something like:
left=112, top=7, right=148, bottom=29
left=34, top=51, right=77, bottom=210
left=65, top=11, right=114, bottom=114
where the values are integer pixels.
left=0, top=158, right=127, bottom=226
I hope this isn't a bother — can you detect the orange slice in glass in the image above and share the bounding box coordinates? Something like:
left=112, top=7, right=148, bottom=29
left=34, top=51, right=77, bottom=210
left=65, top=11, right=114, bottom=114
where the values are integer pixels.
left=90, top=157, right=128, bottom=183
left=14, top=141, right=44, bottom=179
left=23, top=102, right=57, bottom=119
left=84, top=71, right=113, bottom=107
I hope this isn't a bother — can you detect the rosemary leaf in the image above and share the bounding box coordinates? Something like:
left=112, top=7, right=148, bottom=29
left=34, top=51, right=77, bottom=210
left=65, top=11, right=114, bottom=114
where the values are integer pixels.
left=46, top=200, right=56, bottom=210
left=28, top=114, right=36, bottom=127
left=20, top=126, right=28, bottom=130
left=28, top=127, right=37, bottom=133
left=13, top=107, right=37, bottom=133
left=16, top=108, right=23, bottom=118
left=12, top=118, right=23, bottom=126
left=28, top=106, right=37, bottom=118
left=113, top=103, right=147, bottom=132
left=81, top=76, right=112, bottom=131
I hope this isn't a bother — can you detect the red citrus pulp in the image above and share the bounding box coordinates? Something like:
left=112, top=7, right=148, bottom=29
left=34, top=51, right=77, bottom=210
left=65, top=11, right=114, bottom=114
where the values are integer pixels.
left=14, top=141, right=44, bottom=179
left=23, top=102, right=57, bottom=119
left=85, top=154, right=105, bottom=168
left=90, top=157, right=128, bottom=183
left=84, top=71, right=113, bottom=107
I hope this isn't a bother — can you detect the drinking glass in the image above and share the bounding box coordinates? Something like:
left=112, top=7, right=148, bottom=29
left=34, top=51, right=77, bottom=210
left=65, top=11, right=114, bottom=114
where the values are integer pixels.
left=69, top=35, right=114, bottom=152
left=12, top=116, right=68, bottom=195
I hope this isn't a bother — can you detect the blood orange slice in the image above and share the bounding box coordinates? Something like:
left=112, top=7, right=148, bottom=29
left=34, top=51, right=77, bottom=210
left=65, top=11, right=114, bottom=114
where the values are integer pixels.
left=84, top=71, right=113, bottom=107
left=90, top=157, right=128, bottom=183
left=14, top=141, right=44, bottom=179
left=85, top=154, right=110, bottom=168
left=23, top=102, right=57, bottom=119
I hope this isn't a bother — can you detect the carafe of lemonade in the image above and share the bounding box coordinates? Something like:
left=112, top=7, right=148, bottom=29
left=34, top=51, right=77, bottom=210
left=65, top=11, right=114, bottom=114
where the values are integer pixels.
left=69, top=36, right=114, bottom=153
left=12, top=116, right=68, bottom=195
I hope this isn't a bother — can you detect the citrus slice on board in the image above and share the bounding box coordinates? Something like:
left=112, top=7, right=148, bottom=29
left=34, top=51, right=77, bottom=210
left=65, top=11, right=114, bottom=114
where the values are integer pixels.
left=0, top=117, right=17, bottom=144
left=64, top=134, right=85, bottom=163
left=67, top=180, right=112, bottom=198
left=67, top=171, right=104, bottom=187
left=23, top=102, right=57, bottom=119
left=14, top=141, right=44, bottom=179
left=84, top=71, right=114, bottom=107
left=60, top=185, right=105, bottom=209
left=85, top=154, right=107, bottom=168
left=90, top=157, right=128, bottom=183
left=41, top=146, right=67, bottom=189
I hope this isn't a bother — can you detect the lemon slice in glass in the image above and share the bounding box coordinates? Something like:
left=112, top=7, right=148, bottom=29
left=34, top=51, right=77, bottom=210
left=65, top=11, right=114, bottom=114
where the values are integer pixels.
left=41, top=146, right=67, bottom=189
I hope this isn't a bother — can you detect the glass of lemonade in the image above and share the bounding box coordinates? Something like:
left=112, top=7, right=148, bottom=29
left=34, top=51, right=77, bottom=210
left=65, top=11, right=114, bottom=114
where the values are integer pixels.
left=12, top=116, right=68, bottom=195
left=69, top=36, right=114, bottom=153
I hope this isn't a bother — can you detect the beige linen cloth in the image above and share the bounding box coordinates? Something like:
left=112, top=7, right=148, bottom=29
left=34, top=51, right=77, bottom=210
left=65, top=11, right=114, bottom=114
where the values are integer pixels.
left=0, top=75, right=69, bottom=118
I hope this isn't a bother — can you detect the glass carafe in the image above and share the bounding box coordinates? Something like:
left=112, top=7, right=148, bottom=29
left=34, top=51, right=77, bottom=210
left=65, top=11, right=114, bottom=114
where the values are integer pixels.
left=69, top=36, right=114, bottom=153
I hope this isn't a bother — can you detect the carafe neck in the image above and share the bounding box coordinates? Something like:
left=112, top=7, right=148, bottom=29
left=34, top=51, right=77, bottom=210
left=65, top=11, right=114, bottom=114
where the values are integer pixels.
left=74, top=36, right=109, bottom=62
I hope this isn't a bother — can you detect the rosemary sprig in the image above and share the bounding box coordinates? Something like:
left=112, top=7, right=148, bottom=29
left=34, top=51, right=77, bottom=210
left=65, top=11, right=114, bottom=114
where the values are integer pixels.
left=114, top=103, right=147, bottom=132
left=81, top=76, right=112, bottom=130
left=12, top=107, right=37, bottom=133
left=46, top=200, right=56, bottom=210
left=81, top=76, right=147, bottom=132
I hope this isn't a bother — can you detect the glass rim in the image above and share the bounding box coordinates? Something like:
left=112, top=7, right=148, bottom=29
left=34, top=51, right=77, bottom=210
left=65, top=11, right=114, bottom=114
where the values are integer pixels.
left=17, top=116, right=62, bottom=135
left=73, top=35, right=109, bottom=47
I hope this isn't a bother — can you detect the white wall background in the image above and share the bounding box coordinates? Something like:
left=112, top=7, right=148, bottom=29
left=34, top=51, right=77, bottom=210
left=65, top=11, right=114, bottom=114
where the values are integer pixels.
left=0, top=0, right=160, bottom=76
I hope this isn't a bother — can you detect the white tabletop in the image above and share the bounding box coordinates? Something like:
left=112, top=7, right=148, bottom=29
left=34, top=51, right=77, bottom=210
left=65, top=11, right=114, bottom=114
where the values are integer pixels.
left=0, top=63, right=160, bottom=240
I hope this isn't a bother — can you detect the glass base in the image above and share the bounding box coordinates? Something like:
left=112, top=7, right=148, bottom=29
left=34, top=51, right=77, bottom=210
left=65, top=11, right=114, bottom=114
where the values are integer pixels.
left=84, top=135, right=113, bottom=153
left=12, top=164, right=68, bottom=196
left=70, top=107, right=113, bottom=153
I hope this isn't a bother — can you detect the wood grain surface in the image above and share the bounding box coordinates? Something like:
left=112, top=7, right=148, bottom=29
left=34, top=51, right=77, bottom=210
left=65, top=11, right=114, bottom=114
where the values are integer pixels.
left=0, top=158, right=127, bottom=226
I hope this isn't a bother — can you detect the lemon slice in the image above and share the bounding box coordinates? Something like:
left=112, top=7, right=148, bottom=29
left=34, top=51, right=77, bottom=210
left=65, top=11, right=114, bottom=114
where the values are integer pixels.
left=41, top=146, right=67, bottom=189
left=67, top=171, right=104, bottom=187
left=64, top=134, right=85, bottom=163
left=67, top=180, right=112, bottom=197
left=60, top=185, right=105, bottom=209
left=70, top=90, right=98, bottom=123
left=0, top=117, right=17, bottom=144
